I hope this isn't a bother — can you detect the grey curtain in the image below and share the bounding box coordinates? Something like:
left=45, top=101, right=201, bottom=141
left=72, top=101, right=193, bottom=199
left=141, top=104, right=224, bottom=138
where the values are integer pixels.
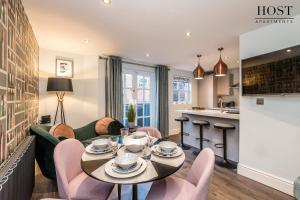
left=156, top=65, right=169, bottom=137
left=105, top=56, right=123, bottom=122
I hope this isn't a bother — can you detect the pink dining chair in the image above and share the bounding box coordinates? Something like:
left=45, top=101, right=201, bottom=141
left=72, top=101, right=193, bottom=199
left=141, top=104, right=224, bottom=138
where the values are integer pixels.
left=137, top=127, right=162, bottom=139
left=146, top=148, right=215, bottom=200
left=54, top=139, right=114, bottom=200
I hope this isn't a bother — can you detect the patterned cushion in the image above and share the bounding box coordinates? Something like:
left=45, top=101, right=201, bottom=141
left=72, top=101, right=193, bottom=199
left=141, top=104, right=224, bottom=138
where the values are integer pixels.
left=49, top=124, right=75, bottom=139
left=95, top=117, right=124, bottom=135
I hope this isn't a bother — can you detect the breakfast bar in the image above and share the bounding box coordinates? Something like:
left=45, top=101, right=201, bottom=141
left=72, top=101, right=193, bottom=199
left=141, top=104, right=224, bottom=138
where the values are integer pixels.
left=177, top=109, right=240, bottom=162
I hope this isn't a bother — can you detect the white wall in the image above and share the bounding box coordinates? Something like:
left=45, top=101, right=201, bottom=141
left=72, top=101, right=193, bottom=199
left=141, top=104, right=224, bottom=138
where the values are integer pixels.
left=39, top=48, right=106, bottom=128
left=239, top=15, right=300, bottom=196
left=168, top=68, right=198, bottom=135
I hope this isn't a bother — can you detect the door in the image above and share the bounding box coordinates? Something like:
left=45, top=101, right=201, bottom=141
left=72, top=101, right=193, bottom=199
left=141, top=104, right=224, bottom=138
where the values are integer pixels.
left=122, top=65, right=156, bottom=127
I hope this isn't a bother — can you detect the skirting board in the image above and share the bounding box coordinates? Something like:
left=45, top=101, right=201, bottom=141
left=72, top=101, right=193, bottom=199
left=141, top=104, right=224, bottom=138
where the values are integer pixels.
left=238, top=163, right=294, bottom=196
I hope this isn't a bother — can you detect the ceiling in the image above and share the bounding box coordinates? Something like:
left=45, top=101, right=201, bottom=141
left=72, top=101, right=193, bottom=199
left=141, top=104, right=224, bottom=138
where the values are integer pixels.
left=23, top=0, right=300, bottom=71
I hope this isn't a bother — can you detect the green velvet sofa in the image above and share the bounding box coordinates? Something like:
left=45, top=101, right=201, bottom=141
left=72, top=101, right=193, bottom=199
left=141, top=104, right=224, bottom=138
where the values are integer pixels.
left=30, top=120, right=124, bottom=179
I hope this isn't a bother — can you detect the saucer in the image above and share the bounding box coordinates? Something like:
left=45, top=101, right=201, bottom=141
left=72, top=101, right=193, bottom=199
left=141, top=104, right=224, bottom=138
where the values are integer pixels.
left=112, top=159, right=143, bottom=174
left=85, top=144, right=112, bottom=154
left=105, top=157, right=147, bottom=178
left=151, top=145, right=183, bottom=158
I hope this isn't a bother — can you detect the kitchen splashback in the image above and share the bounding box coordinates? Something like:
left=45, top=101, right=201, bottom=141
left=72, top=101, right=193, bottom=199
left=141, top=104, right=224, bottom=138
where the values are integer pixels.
left=0, top=0, right=39, bottom=167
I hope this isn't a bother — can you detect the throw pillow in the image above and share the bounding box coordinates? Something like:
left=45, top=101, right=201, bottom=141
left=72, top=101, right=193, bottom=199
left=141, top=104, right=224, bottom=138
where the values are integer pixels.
left=49, top=124, right=75, bottom=139
left=95, top=117, right=114, bottom=135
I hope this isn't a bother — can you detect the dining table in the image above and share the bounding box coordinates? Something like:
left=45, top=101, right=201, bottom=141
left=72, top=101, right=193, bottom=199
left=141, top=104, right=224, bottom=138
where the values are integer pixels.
left=81, top=136, right=185, bottom=200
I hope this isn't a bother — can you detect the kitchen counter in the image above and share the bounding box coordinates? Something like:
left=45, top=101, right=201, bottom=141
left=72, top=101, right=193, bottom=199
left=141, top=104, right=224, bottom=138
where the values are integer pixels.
left=176, top=109, right=240, bottom=162
left=177, top=109, right=239, bottom=120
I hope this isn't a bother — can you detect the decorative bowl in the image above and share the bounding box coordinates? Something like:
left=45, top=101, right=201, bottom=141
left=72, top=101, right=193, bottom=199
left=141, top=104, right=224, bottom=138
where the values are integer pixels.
left=92, top=139, right=109, bottom=150
left=115, top=153, right=138, bottom=170
left=133, top=131, right=147, bottom=139
left=124, top=138, right=145, bottom=153
left=159, top=141, right=177, bottom=153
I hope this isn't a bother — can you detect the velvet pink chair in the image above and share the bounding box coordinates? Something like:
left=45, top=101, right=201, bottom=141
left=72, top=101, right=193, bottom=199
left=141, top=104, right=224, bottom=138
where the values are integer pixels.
left=146, top=148, right=215, bottom=200
left=137, top=127, right=162, bottom=139
left=54, top=139, right=114, bottom=200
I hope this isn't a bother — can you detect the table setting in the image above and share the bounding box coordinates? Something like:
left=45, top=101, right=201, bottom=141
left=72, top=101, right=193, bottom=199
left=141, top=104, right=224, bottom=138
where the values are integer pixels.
left=81, top=129, right=185, bottom=200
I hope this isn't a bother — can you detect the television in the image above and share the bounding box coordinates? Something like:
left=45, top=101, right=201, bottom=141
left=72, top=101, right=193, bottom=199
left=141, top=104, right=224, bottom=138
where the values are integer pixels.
left=242, top=45, right=300, bottom=95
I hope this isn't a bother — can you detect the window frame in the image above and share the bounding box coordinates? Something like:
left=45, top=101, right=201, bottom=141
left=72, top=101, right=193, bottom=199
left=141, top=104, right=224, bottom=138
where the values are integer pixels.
left=122, top=64, right=156, bottom=127
left=172, top=76, right=192, bottom=104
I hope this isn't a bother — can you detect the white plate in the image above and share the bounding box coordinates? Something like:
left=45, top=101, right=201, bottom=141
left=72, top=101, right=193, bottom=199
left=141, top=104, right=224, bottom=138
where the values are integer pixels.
left=151, top=145, right=183, bottom=158
left=112, top=159, right=143, bottom=174
left=105, top=157, right=147, bottom=178
left=85, top=144, right=112, bottom=154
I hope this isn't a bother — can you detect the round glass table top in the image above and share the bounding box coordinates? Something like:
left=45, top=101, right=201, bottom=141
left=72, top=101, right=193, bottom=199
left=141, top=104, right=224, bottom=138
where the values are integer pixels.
left=81, top=140, right=185, bottom=185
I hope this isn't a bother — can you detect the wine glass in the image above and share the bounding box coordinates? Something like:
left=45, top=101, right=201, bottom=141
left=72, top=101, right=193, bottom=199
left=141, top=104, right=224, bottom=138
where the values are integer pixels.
left=109, top=136, right=119, bottom=157
left=143, top=131, right=152, bottom=160
left=120, top=128, right=129, bottom=137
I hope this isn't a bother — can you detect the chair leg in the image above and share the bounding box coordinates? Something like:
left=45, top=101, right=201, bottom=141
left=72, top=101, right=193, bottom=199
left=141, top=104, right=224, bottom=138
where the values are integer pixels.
left=223, top=129, right=227, bottom=163
left=215, top=129, right=236, bottom=169
left=200, top=125, right=203, bottom=150
left=118, top=184, right=121, bottom=200
left=193, top=125, right=203, bottom=155
left=180, top=121, right=190, bottom=150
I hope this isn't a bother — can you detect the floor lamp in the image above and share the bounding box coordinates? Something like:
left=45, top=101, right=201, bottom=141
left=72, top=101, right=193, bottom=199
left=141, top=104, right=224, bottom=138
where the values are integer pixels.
left=47, top=77, right=73, bottom=125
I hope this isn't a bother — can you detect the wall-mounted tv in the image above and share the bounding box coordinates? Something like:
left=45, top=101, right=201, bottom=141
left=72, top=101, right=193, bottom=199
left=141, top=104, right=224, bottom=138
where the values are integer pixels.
left=242, top=45, right=300, bottom=95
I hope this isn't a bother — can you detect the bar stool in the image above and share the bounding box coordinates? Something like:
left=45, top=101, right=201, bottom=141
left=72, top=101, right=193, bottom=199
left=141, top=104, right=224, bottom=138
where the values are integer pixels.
left=214, top=123, right=236, bottom=169
left=192, top=120, right=210, bottom=156
left=175, top=116, right=190, bottom=150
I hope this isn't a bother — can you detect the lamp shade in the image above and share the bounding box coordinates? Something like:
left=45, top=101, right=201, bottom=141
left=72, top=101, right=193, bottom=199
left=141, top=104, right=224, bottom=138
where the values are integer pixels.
left=214, top=47, right=228, bottom=76
left=47, top=77, right=73, bottom=92
left=193, top=54, right=205, bottom=79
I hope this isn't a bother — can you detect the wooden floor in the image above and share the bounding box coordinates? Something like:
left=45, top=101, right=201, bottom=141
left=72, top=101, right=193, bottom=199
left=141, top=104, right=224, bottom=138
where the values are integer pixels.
left=31, top=135, right=294, bottom=200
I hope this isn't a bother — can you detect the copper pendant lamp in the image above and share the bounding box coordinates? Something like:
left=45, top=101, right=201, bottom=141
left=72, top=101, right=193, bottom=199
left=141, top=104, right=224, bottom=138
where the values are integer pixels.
left=214, top=47, right=228, bottom=76
left=193, top=54, right=205, bottom=79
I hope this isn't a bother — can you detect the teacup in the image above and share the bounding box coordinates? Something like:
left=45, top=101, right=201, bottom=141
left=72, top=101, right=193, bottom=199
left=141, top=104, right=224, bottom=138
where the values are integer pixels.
left=92, top=138, right=109, bottom=150
left=115, top=153, right=138, bottom=170
left=159, top=141, right=177, bottom=153
left=124, top=138, right=144, bottom=153
left=133, top=131, right=147, bottom=139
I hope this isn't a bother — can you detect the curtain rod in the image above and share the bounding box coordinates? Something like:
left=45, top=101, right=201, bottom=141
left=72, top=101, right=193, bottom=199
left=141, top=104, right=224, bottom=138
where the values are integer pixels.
left=99, top=56, right=170, bottom=70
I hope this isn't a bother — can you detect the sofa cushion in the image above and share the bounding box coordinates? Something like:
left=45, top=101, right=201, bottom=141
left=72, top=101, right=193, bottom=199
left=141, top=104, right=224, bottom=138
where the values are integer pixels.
left=95, top=117, right=115, bottom=135
left=50, top=124, right=75, bottom=139
left=95, top=117, right=124, bottom=136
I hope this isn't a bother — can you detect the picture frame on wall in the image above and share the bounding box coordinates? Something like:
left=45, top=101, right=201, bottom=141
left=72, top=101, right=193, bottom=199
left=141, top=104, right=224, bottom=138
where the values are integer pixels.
left=55, top=57, right=74, bottom=78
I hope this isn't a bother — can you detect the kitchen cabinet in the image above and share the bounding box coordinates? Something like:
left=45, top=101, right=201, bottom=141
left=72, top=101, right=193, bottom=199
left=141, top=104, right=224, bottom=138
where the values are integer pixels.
left=217, top=74, right=233, bottom=96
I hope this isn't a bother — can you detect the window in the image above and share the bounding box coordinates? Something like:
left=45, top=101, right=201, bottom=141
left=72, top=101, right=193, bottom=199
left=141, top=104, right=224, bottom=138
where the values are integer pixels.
left=173, top=76, right=192, bottom=104
left=122, top=65, right=156, bottom=127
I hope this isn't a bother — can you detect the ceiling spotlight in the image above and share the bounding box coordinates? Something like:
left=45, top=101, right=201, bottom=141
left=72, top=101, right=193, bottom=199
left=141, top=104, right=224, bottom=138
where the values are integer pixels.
left=186, top=32, right=191, bottom=37
left=146, top=53, right=150, bottom=57
left=286, top=49, right=292, bottom=53
left=103, top=0, right=112, bottom=5
left=84, top=39, right=89, bottom=43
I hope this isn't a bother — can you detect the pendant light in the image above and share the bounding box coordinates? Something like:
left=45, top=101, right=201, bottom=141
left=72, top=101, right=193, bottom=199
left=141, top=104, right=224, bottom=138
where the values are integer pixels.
left=214, top=47, right=228, bottom=76
left=193, top=54, right=205, bottom=79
